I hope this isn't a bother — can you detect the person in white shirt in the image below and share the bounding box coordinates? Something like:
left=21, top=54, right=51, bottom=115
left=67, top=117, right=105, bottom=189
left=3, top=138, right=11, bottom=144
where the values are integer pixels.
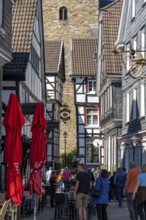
left=46, top=167, right=52, bottom=182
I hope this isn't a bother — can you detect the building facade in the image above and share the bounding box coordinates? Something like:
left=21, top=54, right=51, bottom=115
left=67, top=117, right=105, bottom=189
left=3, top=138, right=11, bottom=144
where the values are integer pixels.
left=2, top=0, right=46, bottom=184
left=115, top=0, right=146, bottom=170
left=44, top=41, right=65, bottom=168
left=71, top=39, right=101, bottom=166
left=97, top=0, right=123, bottom=170
left=0, top=0, right=13, bottom=191
left=43, top=0, right=99, bottom=155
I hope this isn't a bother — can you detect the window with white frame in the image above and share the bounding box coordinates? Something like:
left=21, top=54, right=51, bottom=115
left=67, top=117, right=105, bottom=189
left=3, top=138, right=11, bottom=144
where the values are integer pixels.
left=126, top=43, right=130, bottom=70
left=131, top=0, right=135, bottom=18
left=107, top=87, right=110, bottom=110
left=101, top=94, right=104, bottom=115
left=86, top=108, right=99, bottom=126
left=140, top=83, right=145, bottom=117
left=0, top=0, right=4, bottom=28
left=133, top=89, right=137, bottom=120
left=86, top=141, right=99, bottom=163
left=141, top=27, right=145, bottom=58
left=109, top=85, right=112, bottom=108
left=88, top=80, right=96, bottom=93
left=133, top=35, right=137, bottom=52
left=126, top=92, right=130, bottom=122
left=31, top=47, right=40, bottom=74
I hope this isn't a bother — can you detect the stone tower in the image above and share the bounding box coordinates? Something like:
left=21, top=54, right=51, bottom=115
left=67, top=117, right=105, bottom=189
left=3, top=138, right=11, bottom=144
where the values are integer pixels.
left=43, top=0, right=99, bottom=154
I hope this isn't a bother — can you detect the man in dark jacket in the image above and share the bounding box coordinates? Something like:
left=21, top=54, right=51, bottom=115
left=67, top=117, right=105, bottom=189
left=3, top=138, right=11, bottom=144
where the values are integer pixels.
left=114, top=167, right=126, bottom=207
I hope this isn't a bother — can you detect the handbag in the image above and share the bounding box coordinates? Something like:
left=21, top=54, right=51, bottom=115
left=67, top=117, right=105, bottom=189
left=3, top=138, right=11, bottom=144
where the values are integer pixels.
left=90, top=177, right=102, bottom=198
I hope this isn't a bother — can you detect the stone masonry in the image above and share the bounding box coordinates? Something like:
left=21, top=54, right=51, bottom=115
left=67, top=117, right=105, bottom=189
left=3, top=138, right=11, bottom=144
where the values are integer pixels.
left=43, top=0, right=99, bottom=154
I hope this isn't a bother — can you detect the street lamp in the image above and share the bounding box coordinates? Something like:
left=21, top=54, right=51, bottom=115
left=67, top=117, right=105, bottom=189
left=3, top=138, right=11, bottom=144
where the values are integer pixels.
left=63, top=131, right=68, bottom=167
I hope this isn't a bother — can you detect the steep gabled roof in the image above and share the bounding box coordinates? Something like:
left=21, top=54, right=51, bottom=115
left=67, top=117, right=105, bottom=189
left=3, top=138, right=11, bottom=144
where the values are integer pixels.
left=3, top=0, right=37, bottom=80
left=12, top=0, right=37, bottom=52
left=44, top=41, right=63, bottom=73
left=115, top=0, right=130, bottom=50
left=71, top=39, right=98, bottom=76
left=102, top=0, right=123, bottom=75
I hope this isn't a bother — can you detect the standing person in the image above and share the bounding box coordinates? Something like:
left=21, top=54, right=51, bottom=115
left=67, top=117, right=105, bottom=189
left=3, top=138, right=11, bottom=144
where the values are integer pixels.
left=88, top=168, right=95, bottom=186
left=109, top=171, right=116, bottom=201
left=115, top=167, right=126, bottom=207
left=49, top=171, right=57, bottom=207
left=63, top=167, right=72, bottom=188
left=74, top=164, right=92, bottom=220
left=46, top=167, right=52, bottom=183
left=132, top=164, right=146, bottom=220
left=92, top=169, right=109, bottom=220
left=123, top=162, right=141, bottom=220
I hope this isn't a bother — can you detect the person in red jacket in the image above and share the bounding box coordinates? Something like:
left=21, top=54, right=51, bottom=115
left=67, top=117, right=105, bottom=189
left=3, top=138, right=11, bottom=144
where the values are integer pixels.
left=63, top=167, right=72, bottom=189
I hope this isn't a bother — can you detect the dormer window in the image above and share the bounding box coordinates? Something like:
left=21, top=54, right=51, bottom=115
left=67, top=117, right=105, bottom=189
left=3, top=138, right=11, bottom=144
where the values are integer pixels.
left=59, top=6, right=67, bottom=21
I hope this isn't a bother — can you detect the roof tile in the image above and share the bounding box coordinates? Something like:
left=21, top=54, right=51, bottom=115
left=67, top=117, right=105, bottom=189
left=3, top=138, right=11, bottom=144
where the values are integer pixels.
left=44, top=41, right=63, bottom=73
left=12, top=0, right=37, bottom=53
left=102, top=0, right=123, bottom=75
left=71, top=39, right=98, bottom=76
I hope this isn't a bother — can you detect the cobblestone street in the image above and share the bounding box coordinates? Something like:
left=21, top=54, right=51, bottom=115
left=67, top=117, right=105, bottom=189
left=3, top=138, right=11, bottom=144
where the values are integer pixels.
left=22, top=201, right=130, bottom=220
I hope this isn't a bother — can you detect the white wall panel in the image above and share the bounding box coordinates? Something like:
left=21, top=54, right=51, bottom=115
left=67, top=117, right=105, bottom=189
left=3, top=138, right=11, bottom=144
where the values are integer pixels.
left=76, top=94, right=86, bottom=102
left=78, top=114, right=84, bottom=124
left=78, top=125, right=85, bottom=133
left=47, top=144, right=52, bottom=155
left=79, top=138, right=85, bottom=146
left=78, top=106, right=84, bottom=114
left=76, top=78, right=84, bottom=84
left=47, top=76, right=55, bottom=82
left=76, top=84, right=83, bottom=93
left=86, top=128, right=92, bottom=134
left=2, top=81, right=16, bottom=86
left=87, top=96, right=99, bottom=103
left=80, top=158, right=85, bottom=163
left=93, top=129, right=100, bottom=133
left=2, top=90, right=16, bottom=105
left=79, top=148, right=85, bottom=154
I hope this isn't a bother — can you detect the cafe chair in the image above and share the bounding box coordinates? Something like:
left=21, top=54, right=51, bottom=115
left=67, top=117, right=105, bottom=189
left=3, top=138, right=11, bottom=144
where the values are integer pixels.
left=54, top=193, right=68, bottom=219
left=21, top=192, right=32, bottom=218
left=0, top=199, right=11, bottom=220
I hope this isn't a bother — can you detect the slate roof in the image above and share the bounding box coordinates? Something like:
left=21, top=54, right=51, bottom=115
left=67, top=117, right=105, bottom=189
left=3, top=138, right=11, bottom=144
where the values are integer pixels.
left=71, top=39, right=98, bottom=76
left=12, top=0, right=37, bottom=53
left=3, top=53, right=29, bottom=81
left=102, top=0, right=123, bottom=75
left=44, top=41, right=63, bottom=73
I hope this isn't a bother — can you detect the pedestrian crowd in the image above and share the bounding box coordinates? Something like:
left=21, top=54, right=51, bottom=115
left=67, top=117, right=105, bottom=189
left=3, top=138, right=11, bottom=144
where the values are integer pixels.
left=44, top=162, right=146, bottom=220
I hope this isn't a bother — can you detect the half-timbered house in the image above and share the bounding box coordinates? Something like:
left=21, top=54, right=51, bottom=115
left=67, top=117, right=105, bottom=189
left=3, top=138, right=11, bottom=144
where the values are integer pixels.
left=0, top=0, right=13, bottom=192
left=71, top=39, right=102, bottom=167
left=96, top=0, right=123, bottom=170
left=2, top=0, right=46, bottom=183
left=44, top=41, right=65, bottom=168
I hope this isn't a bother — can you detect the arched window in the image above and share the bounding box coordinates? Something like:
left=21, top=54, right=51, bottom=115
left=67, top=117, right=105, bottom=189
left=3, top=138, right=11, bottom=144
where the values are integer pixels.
left=59, top=6, right=67, bottom=21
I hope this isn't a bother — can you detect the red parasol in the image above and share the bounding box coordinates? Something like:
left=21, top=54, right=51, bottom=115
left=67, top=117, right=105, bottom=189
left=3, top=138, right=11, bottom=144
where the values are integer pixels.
left=2, top=93, right=25, bottom=205
left=29, top=103, right=47, bottom=195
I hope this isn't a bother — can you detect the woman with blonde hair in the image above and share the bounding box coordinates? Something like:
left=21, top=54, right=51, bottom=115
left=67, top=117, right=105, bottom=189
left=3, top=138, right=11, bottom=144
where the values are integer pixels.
left=92, top=169, right=109, bottom=220
left=132, top=164, right=146, bottom=220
